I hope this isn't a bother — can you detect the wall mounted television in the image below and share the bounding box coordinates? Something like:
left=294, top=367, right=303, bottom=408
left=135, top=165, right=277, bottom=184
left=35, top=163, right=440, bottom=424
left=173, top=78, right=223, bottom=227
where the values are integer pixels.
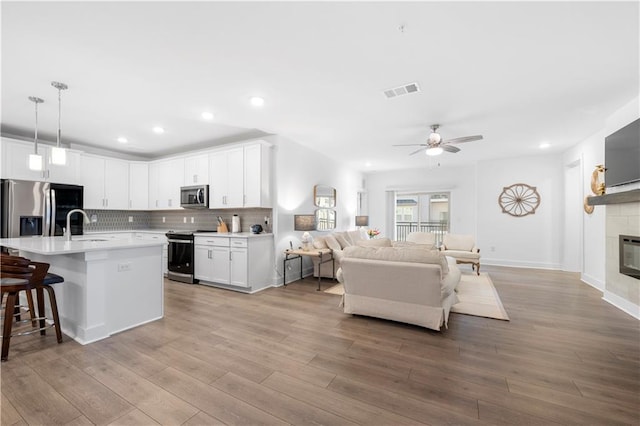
left=605, top=118, right=640, bottom=187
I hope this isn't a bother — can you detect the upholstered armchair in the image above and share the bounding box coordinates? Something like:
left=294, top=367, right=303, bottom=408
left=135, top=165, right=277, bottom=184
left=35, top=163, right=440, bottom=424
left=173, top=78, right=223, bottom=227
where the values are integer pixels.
left=406, top=232, right=437, bottom=247
left=440, top=234, right=480, bottom=275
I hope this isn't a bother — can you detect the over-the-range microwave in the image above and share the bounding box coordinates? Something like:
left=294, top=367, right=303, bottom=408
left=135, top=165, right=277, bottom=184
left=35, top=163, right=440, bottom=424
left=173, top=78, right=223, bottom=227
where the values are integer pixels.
left=180, top=184, right=209, bottom=208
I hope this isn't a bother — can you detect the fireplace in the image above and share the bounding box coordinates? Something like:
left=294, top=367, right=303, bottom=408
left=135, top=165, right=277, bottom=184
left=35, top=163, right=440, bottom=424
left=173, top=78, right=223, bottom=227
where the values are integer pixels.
left=619, top=235, right=640, bottom=280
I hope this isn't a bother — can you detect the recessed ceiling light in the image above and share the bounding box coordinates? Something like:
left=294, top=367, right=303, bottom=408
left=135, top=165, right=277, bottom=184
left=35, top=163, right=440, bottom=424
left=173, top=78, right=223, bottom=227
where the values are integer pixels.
left=365, top=162, right=372, bottom=167
left=539, top=142, right=551, bottom=149
left=201, top=112, right=214, bottom=120
left=250, top=96, right=265, bottom=107
left=153, top=126, right=165, bottom=134
left=117, top=137, right=128, bottom=144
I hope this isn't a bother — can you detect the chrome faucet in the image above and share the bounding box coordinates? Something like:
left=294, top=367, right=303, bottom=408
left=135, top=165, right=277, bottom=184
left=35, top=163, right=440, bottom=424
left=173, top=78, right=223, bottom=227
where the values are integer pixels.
left=65, top=209, right=91, bottom=241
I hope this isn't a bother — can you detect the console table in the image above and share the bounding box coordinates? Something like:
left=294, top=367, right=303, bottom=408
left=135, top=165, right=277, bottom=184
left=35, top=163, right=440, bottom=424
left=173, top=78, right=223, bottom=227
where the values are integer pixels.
left=283, top=248, right=334, bottom=291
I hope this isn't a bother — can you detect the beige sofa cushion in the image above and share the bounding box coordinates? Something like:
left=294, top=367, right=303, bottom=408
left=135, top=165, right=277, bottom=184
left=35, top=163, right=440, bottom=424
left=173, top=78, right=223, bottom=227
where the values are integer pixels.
left=357, top=238, right=393, bottom=247
left=344, top=246, right=444, bottom=265
left=443, top=234, right=475, bottom=251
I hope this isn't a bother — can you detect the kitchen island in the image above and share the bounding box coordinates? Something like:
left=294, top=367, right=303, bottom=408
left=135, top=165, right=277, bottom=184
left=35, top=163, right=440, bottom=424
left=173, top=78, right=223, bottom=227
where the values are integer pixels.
left=0, top=236, right=165, bottom=344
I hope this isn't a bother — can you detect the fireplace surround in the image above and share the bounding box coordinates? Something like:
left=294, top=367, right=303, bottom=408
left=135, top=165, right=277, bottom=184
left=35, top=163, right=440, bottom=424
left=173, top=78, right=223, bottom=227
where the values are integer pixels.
left=619, top=235, right=640, bottom=280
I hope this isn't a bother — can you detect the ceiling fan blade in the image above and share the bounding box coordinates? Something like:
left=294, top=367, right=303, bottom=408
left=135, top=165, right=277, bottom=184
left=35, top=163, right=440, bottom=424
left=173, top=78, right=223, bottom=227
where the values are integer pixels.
left=393, top=143, right=427, bottom=147
left=409, top=147, right=427, bottom=156
left=443, top=135, right=483, bottom=144
left=442, top=144, right=460, bottom=153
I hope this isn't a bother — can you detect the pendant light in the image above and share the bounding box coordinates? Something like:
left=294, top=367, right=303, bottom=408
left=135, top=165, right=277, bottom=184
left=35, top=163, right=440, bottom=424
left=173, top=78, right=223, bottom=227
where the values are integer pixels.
left=28, top=96, right=44, bottom=171
left=50, top=81, right=68, bottom=165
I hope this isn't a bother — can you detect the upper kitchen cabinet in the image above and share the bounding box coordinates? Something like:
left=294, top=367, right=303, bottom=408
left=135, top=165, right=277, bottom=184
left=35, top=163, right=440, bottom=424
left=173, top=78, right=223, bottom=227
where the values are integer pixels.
left=79, top=154, right=129, bottom=209
left=129, top=162, right=149, bottom=210
left=208, top=142, right=272, bottom=209
left=149, top=157, right=184, bottom=209
left=183, top=154, right=209, bottom=185
left=1, top=138, right=80, bottom=184
left=209, top=147, right=244, bottom=208
left=244, top=143, right=272, bottom=208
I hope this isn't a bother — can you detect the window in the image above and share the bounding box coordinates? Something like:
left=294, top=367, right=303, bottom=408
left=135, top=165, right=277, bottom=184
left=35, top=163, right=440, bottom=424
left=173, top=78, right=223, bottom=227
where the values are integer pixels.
left=395, top=192, right=450, bottom=244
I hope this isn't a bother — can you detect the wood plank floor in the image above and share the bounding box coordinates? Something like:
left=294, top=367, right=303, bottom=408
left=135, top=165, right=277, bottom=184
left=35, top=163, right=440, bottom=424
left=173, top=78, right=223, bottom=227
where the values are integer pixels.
left=1, top=265, right=639, bottom=425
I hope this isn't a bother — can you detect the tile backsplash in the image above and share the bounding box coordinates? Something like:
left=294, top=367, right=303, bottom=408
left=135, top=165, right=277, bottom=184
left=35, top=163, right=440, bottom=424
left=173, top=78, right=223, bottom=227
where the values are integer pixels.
left=84, top=208, right=272, bottom=233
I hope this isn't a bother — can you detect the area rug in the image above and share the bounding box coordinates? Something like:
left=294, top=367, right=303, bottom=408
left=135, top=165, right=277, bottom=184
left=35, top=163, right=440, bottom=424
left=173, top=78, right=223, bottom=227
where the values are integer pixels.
left=452, top=273, right=510, bottom=320
left=324, top=283, right=345, bottom=295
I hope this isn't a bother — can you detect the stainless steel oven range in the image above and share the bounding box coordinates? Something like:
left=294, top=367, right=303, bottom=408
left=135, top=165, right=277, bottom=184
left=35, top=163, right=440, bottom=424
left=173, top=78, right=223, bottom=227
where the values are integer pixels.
left=166, top=230, right=216, bottom=284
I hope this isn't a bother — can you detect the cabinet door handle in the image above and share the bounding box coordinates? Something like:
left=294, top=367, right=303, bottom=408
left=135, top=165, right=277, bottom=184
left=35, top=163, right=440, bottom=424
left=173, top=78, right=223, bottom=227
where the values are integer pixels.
left=194, top=174, right=197, bottom=183
left=105, top=198, right=109, bottom=207
left=229, top=251, right=232, bottom=261
left=168, top=199, right=172, bottom=207
left=155, top=200, right=159, bottom=207
left=129, top=200, right=132, bottom=208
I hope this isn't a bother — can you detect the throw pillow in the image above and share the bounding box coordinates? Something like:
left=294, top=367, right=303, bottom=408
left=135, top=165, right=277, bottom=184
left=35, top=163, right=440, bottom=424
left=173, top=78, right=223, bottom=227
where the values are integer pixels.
left=334, top=233, right=352, bottom=249
left=324, top=235, right=342, bottom=252
left=313, top=238, right=328, bottom=249
left=357, top=238, right=392, bottom=247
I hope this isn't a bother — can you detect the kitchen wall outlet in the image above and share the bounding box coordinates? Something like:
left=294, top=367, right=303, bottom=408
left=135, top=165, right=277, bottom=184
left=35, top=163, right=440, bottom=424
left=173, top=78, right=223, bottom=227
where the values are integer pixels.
left=117, top=262, right=132, bottom=272
left=162, top=217, right=166, bottom=223
left=191, top=217, right=194, bottom=223
left=128, top=216, right=133, bottom=222
left=183, top=217, right=187, bottom=223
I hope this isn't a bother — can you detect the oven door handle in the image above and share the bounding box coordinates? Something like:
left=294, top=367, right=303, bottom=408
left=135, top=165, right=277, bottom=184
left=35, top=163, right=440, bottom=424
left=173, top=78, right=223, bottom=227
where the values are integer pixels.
left=168, top=239, right=193, bottom=244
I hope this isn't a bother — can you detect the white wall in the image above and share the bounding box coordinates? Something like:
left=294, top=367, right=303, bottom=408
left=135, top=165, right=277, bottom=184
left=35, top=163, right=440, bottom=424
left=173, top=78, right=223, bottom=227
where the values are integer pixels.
left=476, top=154, right=563, bottom=269
left=563, top=130, right=606, bottom=289
left=272, top=136, right=363, bottom=284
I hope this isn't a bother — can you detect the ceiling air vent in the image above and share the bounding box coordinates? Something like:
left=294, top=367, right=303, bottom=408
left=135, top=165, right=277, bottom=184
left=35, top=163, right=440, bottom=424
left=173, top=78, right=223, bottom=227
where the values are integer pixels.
left=383, top=82, right=420, bottom=99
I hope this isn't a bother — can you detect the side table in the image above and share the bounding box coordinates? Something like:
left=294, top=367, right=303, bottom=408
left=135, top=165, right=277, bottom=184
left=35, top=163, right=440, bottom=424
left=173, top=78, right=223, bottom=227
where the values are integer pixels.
left=283, top=248, right=334, bottom=291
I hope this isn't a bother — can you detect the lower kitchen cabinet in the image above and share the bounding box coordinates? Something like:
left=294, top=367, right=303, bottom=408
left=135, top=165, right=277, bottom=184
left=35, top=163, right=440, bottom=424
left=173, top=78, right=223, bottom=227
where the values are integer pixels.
left=194, top=234, right=273, bottom=292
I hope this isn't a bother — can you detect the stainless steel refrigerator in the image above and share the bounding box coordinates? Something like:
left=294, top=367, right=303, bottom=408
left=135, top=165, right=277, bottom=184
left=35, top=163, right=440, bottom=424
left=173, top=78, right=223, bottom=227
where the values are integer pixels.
left=1, top=179, right=84, bottom=238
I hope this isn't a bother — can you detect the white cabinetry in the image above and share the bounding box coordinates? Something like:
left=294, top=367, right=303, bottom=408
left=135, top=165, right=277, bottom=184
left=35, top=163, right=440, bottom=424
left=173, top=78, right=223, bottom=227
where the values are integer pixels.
left=194, top=234, right=273, bottom=291
left=148, top=158, right=184, bottom=209
left=194, top=236, right=231, bottom=284
left=208, top=142, right=271, bottom=209
left=1, top=138, right=80, bottom=184
left=209, top=148, right=244, bottom=208
left=80, top=155, right=129, bottom=210
left=229, top=238, right=248, bottom=287
left=183, top=154, right=209, bottom=185
left=243, top=143, right=271, bottom=208
left=129, top=162, right=149, bottom=210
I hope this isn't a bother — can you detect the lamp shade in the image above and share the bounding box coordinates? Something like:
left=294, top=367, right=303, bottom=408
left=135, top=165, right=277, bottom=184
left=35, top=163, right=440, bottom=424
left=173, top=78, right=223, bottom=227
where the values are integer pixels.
left=355, top=215, right=369, bottom=226
left=294, top=214, right=315, bottom=231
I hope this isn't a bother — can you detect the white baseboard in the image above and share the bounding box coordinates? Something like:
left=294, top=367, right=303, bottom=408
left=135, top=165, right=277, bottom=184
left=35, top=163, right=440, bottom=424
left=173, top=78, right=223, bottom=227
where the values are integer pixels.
left=483, top=259, right=561, bottom=270
left=581, top=273, right=605, bottom=291
left=603, top=290, right=640, bottom=320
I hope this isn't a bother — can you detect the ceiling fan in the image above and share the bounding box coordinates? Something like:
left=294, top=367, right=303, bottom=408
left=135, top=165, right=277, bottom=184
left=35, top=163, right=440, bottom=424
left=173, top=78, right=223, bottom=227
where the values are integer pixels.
left=394, top=124, right=483, bottom=156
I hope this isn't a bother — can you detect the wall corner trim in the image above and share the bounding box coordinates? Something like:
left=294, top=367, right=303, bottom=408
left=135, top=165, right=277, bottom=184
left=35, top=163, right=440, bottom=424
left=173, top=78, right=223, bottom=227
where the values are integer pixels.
left=581, top=273, right=604, bottom=292
left=602, top=290, right=640, bottom=320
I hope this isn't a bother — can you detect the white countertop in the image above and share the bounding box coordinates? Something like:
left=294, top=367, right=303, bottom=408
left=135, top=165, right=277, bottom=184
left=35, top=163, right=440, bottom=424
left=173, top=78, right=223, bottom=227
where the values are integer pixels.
left=0, top=236, right=166, bottom=255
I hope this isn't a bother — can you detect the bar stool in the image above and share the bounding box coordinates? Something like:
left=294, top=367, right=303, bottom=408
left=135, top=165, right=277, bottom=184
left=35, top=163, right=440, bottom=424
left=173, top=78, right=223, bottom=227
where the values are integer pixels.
left=0, top=255, right=63, bottom=361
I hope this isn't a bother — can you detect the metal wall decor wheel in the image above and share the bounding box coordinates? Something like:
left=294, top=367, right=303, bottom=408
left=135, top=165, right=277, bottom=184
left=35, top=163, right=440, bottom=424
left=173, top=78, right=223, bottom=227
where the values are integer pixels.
left=498, top=183, right=540, bottom=217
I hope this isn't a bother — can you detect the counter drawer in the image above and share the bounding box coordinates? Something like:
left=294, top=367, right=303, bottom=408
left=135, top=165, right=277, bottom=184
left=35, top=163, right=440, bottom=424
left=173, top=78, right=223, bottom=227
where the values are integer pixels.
left=194, top=236, right=229, bottom=247
left=230, top=238, right=248, bottom=248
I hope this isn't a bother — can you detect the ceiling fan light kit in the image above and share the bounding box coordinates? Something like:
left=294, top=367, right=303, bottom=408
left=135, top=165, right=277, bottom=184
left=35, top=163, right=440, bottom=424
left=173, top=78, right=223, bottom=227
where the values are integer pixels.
left=426, top=146, right=443, bottom=156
